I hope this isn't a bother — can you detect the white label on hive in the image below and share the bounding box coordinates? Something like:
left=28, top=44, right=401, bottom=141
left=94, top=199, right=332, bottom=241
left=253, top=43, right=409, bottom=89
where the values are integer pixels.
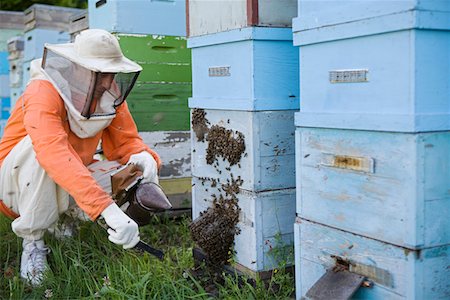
left=208, top=66, right=231, bottom=77
left=329, top=69, right=368, bottom=83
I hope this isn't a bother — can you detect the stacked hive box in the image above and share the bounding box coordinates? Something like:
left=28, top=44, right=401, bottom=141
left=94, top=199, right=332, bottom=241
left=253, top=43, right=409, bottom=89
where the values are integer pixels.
left=21, top=5, right=82, bottom=91
left=188, top=0, right=298, bottom=274
left=69, top=11, right=89, bottom=41
left=88, top=0, right=192, bottom=214
left=293, top=1, right=450, bottom=298
left=0, top=11, right=24, bottom=134
left=7, top=36, right=24, bottom=112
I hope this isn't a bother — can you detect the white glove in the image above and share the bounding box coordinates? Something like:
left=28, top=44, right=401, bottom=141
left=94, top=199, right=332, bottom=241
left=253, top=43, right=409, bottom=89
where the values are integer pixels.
left=127, top=151, right=159, bottom=184
left=101, top=203, right=140, bottom=249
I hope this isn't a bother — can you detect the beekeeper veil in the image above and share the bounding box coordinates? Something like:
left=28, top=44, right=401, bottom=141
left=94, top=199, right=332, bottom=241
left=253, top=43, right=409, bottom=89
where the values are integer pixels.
left=40, top=29, right=142, bottom=138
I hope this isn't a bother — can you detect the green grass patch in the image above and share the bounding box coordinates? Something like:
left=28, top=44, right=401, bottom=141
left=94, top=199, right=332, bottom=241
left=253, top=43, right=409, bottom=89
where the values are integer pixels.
left=0, top=214, right=294, bottom=299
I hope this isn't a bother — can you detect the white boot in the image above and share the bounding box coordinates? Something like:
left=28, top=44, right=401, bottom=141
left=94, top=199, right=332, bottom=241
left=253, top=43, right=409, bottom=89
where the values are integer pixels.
left=20, top=239, right=50, bottom=286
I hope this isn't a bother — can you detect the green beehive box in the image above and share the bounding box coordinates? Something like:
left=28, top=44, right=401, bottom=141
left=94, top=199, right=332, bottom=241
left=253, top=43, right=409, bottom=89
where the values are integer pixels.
left=117, top=34, right=191, bottom=83
left=126, top=82, right=191, bottom=131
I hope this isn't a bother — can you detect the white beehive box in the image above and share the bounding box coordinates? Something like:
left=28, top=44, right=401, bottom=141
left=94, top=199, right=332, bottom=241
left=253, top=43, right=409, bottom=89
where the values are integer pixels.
left=191, top=108, right=296, bottom=192
left=187, top=0, right=297, bottom=37
left=193, top=176, right=296, bottom=272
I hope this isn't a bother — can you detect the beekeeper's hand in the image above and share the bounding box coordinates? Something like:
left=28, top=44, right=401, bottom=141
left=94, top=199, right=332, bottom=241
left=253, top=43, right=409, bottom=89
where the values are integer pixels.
left=101, top=203, right=139, bottom=249
left=127, top=151, right=159, bottom=184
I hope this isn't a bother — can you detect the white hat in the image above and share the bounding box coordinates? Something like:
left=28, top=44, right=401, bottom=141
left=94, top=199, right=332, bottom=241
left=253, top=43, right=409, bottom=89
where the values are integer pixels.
left=44, top=29, right=142, bottom=73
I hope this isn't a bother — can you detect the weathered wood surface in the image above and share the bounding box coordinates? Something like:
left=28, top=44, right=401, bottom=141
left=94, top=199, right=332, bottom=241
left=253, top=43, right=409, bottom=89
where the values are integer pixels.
left=296, top=127, right=450, bottom=249
left=295, top=219, right=450, bottom=299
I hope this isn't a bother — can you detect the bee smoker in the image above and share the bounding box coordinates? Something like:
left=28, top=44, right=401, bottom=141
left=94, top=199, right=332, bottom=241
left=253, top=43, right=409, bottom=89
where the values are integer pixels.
left=110, top=164, right=172, bottom=226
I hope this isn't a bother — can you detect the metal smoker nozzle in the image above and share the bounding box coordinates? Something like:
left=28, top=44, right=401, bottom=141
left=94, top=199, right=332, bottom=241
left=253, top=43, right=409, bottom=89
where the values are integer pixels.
left=126, top=182, right=173, bottom=226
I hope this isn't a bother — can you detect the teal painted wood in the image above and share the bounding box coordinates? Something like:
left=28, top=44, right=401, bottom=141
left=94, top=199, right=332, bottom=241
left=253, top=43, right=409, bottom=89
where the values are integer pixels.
left=294, top=219, right=450, bottom=299
left=295, top=0, right=450, bottom=34
left=193, top=176, right=296, bottom=272
left=188, top=28, right=299, bottom=111
left=1, top=97, right=10, bottom=119
left=293, top=9, right=450, bottom=132
left=191, top=109, right=296, bottom=192
left=8, top=58, right=22, bottom=88
left=296, top=127, right=450, bottom=249
left=24, top=29, right=69, bottom=62
left=0, top=74, right=10, bottom=97
left=88, top=0, right=186, bottom=36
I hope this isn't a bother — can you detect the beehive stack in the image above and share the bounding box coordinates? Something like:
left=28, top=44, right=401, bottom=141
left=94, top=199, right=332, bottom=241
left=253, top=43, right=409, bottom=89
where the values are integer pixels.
left=0, top=11, right=24, bottom=134
left=88, top=0, right=192, bottom=215
left=7, top=36, right=24, bottom=111
left=292, top=1, right=450, bottom=298
left=21, top=5, right=83, bottom=94
left=69, top=11, right=88, bottom=42
left=188, top=0, right=299, bottom=275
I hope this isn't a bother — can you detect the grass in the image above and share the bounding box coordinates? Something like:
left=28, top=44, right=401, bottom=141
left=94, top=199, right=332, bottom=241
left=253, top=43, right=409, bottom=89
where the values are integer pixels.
left=0, top=214, right=294, bottom=299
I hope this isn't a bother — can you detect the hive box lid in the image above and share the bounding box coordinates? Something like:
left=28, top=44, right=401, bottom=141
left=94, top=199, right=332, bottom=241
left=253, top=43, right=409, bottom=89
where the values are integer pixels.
left=293, top=9, right=450, bottom=46
left=188, top=26, right=294, bottom=49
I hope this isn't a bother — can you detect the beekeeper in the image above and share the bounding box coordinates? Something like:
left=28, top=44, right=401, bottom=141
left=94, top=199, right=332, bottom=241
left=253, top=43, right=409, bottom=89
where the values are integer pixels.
left=0, top=29, right=160, bottom=286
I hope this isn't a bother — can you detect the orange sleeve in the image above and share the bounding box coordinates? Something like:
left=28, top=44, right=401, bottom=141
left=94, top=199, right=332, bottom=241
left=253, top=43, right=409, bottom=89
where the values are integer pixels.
left=23, top=81, right=113, bottom=220
left=101, top=101, right=161, bottom=168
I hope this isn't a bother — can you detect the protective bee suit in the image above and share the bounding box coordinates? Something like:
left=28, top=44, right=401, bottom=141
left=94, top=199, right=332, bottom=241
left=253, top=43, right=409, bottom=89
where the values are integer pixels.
left=0, top=29, right=160, bottom=286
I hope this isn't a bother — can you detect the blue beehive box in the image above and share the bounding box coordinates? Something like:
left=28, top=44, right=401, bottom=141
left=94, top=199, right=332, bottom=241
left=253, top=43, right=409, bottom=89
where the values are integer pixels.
left=191, top=108, right=296, bottom=192
left=193, top=177, right=295, bottom=273
left=293, top=8, right=450, bottom=132
left=88, top=0, right=186, bottom=36
left=295, top=126, right=450, bottom=249
left=1, top=97, right=10, bottom=119
left=10, top=86, right=22, bottom=109
left=294, top=218, right=450, bottom=299
left=188, top=27, right=299, bottom=111
left=0, top=74, right=10, bottom=97
left=24, top=29, right=70, bottom=62
left=0, top=52, right=8, bottom=74
left=296, top=0, right=450, bottom=31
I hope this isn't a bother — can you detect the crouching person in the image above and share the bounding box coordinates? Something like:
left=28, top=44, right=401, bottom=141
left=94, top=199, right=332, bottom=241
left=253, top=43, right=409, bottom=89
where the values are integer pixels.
left=0, top=29, right=160, bottom=286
